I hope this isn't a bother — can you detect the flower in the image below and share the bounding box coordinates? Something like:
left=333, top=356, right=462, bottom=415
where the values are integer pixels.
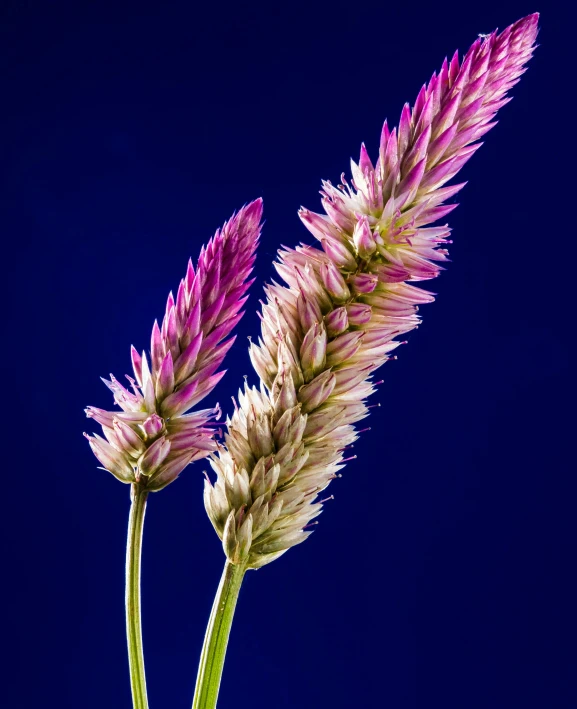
left=203, top=14, right=539, bottom=567
left=85, top=199, right=263, bottom=491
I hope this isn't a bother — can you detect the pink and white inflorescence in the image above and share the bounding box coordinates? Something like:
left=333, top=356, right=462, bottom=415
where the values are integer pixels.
left=204, top=14, right=539, bottom=568
left=85, top=200, right=263, bottom=491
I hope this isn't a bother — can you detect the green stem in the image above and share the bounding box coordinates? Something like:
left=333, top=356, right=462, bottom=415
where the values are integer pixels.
left=192, top=560, right=247, bottom=709
left=126, top=482, right=150, bottom=709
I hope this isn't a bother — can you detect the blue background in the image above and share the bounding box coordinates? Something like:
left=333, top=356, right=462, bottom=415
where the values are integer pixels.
left=1, top=1, right=574, bottom=707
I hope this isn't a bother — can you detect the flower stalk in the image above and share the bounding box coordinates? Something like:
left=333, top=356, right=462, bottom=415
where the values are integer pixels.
left=199, top=13, right=538, bottom=701
left=85, top=202, right=263, bottom=707
left=192, top=561, right=247, bottom=709
left=126, top=482, right=149, bottom=709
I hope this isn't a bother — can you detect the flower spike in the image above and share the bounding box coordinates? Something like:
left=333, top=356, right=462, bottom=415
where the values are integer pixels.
left=86, top=199, right=263, bottom=490
left=203, top=14, right=539, bottom=568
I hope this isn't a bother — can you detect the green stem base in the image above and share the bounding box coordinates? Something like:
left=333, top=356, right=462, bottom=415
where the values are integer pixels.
left=126, top=482, right=149, bottom=709
left=192, top=560, right=246, bottom=709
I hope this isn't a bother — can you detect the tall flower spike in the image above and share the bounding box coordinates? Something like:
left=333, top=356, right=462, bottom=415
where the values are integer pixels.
left=204, top=14, right=538, bottom=567
left=85, top=199, right=263, bottom=491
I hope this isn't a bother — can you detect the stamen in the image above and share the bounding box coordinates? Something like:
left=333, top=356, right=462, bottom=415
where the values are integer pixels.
left=303, top=521, right=319, bottom=530
left=319, top=495, right=335, bottom=504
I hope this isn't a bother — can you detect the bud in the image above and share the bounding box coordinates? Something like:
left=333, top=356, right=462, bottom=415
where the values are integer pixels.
left=273, top=371, right=298, bottom=421
left=249, top=338, right=277, bottom=390
left=85, top=406, right=116, bottom=428
left=297, top=290, right=323, bottom=332
left=225, top=428, right=255, bottom=472
left=140, top=413, right=165, bottom=440
left=113, top=418, right=145, bottom=457
left=250, top=459, right=280, bottom=502
left=139, top=353, right=157, bottom=414
left=325, top=331, right=365, bottom=368
left=319, top=236, right=358, bottom=271
left=348, top=273, right=378, bottom=294
left=274, top=442, right=309, bottom=484
left=273, top=405, right=307, bottom=449
left=298, top=207, right=344, bottom=243
left=324, top=307, right=349, bottom=337
left=225, top=469, right=251, bottom=510
left=277, top=338, right=305, bottom=390
left=319, top=262, right=350, bottom=302
left=138, top=436, right=171, bottom=477
left=84, top=434, right=135, bottom=483
left=204, top=476, right=231, bottom=533
left=237, top=514, right=253, bottom=561
left=278, top=452, right=309, bottom=486
left=223, top=511, right=239, bottom=563
left=300, top=323, right=327, bottom=382
left=321, top=194, right=356, bottom=233
left=160, top=379, right=200, bottom=418
left=298, top=370, right=336, bottom=413
left=331, top=364, right=373, bottom=396
left=173, top=331, right=203, bottom=384
left=303, top=405, right=346, bottom=441
left=155, top=351, right=175, bottom=402
left=147, top=451, right=193, bottom=491
left=345, top=303, right=372, bottom=327
left=352, top=215, right=377, bottom=259
left=246, top=408, right=274, bottom=459
left=251, top=497, right=284, bottom=538
left=263, top=463, right=281, bottom=503
left=130, top=346, right=143, bottom=385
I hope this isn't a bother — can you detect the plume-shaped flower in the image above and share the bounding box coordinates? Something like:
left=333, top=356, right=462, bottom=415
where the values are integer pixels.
left=85, top=199, right=263, bottom=491
left=204, top=15, right=538, bottom=567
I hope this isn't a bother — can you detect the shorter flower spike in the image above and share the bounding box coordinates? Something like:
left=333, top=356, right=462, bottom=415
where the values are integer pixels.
left=85, top=200, right=263, bottom=490
left=203, top=13, right=538, bottom=568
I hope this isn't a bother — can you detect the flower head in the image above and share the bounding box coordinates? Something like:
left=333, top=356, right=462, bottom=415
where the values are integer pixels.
left=204, top=15, right=538, bottom=567
left=85, top=199, right=263, bottom=491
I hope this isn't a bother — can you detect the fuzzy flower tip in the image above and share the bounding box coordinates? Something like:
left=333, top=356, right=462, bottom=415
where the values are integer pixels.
left=204, top=14, right=538, bottom=568
left=85, top=199, right=263, bottom=491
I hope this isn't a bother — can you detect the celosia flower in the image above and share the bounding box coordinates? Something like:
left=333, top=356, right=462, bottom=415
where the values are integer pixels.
left=85, top=199, right=263, bottom=491
left=204, top=14, right=538, bottom=567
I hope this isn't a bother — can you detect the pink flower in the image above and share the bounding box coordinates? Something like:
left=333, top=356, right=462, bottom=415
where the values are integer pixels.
left=85, top=199, right=263, bottom=491
left=204, top=15, right=539, bottom=568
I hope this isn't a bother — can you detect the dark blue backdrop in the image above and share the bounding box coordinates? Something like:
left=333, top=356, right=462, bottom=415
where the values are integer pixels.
left=1, top=1, right=574, bottom=707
